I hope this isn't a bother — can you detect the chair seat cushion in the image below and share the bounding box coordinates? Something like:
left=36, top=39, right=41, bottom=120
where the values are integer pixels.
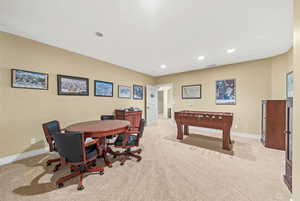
left=114, top=134, right=137, bottom=146
left=85, top=144, right=98, bottom=160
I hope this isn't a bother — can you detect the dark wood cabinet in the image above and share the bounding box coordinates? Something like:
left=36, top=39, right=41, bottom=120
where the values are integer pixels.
left=115, top=110, right=142, bottom=131
left=284, top=98, right=293, bottom=192
left=261, top=100, right=286, bottom=150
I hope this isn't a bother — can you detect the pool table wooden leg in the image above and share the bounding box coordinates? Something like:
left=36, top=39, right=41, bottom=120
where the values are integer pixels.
left=184, top=125, right=189, bottom=135
left=176, top=123, right=183, bottom=140
left=223, top=127, right=232, bottom=151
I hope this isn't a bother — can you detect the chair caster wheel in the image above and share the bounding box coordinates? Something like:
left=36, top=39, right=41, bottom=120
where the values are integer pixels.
left=77, top=185, right=84, bottom=191
left=99, top=171, right=104, bottom=175
left=57, top=183, right=64, bottom=188
left=71, top=169, right=75, bottom=173
left=137, top=158, right=142, bottom=162
left=46, top=162, right=51, bottom=166
left=113, top=155, right=117, bottom=159
left=120, top=162, right=124, bottom=166
left=53, top=167, right=59, bottom=172
left=137, top=151, right=142, bottom=154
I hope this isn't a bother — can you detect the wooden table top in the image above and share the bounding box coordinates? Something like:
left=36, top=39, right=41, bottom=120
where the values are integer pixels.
left=176, top=110, right=233, bottom=116
left=65, top=120, right=130, bottom=137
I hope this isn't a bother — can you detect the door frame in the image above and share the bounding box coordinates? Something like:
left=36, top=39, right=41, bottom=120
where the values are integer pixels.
left=155, top=83, right=175, bottom=120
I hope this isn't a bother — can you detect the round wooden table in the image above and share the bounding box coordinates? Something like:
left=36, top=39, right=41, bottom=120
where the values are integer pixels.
left=65, top=120, right=130, bottom=167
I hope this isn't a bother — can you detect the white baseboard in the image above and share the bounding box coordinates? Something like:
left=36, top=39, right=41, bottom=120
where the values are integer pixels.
left=189, top=127, right=261, bottom=140
left=0, top=147, right=49, bottom=166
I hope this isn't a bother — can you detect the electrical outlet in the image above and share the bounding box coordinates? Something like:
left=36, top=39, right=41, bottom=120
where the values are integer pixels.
left=30, top=138, right=36, bottom=145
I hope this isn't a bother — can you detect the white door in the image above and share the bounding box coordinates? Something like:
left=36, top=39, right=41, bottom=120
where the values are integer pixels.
left=146, top=85, right=158, bottom=125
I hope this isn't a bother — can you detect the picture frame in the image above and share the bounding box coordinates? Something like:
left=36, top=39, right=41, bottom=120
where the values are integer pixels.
left=182, top=84, right=202, bottom=99
left=11, top=69, right=48, bottom=90
left=286, top=71, right=293, bottom=98
left=118, top=85, right=131, bottom=99
left=57, top=75, right=89, bottom=96
left=94, top=80, right=113, bottom=97
left=216, top=79, right=236, bottom=105
left=133, top=85, right=144, bottom=100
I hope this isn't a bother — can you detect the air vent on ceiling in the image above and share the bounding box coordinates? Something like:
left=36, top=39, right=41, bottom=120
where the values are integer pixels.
left=95, top=32, right=103, bottom=37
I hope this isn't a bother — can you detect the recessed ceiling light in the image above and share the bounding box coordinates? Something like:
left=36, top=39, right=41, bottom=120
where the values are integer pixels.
left=198, top=56, right=205, bottom=60
left=160, top=64, right=167, bottom=69
left=227, top=49, right=236, bottom=54
left=95, top=32, right=103, bottom=37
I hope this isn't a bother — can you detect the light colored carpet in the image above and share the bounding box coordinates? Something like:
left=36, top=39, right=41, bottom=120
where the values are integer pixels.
left=0, top=119, right=291, bottom=201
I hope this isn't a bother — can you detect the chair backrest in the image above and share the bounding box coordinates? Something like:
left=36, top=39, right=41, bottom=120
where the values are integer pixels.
left=137, top=119, right=146, bottom=139
left=52, top=132, right=85, bottom=163
left=100, top=115, right=115, bottom=120
left=42, top=120, right=61, bottom=152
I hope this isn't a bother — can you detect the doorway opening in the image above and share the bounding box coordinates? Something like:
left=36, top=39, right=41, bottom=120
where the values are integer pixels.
left=158, top=84, right=174, bottom=120
left=146, top=83, right=174, bottom=125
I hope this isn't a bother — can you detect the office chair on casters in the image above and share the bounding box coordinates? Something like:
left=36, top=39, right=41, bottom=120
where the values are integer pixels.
left=100, top=115, right=115, bottom=121
left=100, top=115, right=115, bottom=140
left=113, top=119, right=146, bottom=166
left=53, top=131, right=104, bottom=191
left=42, top=120, right=101, bottom=172
left=42, top=120, right=64, bottom=172
left=100, top=114, right=117, bottom=152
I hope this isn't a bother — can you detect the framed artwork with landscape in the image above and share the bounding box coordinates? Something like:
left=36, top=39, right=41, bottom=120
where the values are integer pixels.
left=133, top=85, right=143, bottom=100
left=94, top=80, right=113, bottom=97
left=118, top=85, right=131, bottom=99
left=216, top=79, right=236, bottom=105
left=57, top=75, right=89, bottom=96
left=286, top=71, right=293, bottom=98
left=11, top=69, right=48, bottom=90
left=182, top=84, right=201, bottom=99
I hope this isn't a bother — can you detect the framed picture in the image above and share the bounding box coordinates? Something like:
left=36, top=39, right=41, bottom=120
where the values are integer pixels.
left=11, top=69, right=48, bottom=90
left=182, top=84, right=201, bottom=99
left=286, top=71, right=293, bottom=98
left=133, top=85, right=143, bottom=100
left=57, top=75, right=89, bottom=96
left=216, top=79, right=236, bottom=105
left=94, top=80, right=113, bottom=97
left=118, top=85, right=131, bottom=99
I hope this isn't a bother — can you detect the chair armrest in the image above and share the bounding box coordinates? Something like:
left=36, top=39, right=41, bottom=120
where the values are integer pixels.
left=122, top=133, right=129, bottom=147
left=84, top=138, right=99, bottom=147
left=126, top=130, right=140, bottom=134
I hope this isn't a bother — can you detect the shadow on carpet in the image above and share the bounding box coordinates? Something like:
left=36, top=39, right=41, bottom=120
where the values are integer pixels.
left=164, top=133, right=256, bottom=161
left=11, top=153, right=119, bottom=196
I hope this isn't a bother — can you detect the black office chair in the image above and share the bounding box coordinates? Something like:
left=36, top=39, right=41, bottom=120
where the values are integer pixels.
left=52, top=131, right=104, bottom=191
left=42, top=120, right=64, bottom=172
left=113, top=119, right=146, bottom=165
left=100, top=115, right=115, bottom=141
left=100, top=115, right=115, bottom=121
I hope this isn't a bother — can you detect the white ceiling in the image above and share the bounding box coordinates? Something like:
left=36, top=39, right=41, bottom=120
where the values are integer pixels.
left=0, top=0, right=293, bottom=76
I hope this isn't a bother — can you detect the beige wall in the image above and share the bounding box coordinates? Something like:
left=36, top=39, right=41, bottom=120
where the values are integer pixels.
left=156, top=51, right=292, bottom=135
left=0, top=32, right=155, bottom=158
left=293, top=0, right=300, bottom=200
left=271, top=50, right=293, bottom=99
